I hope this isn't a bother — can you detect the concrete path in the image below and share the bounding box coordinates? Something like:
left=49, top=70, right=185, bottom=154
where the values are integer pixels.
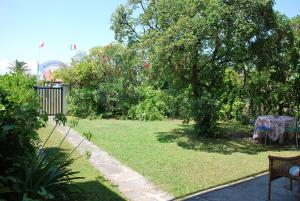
left=183, top=174, right=298, bottom=201
left=49, top=120, right=174, bottom=201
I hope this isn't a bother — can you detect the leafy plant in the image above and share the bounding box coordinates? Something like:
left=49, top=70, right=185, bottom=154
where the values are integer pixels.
left=0, top=87, right=84, bottom=201
left=67, top=88, right=100, bottom=118
left=111, top=0, right=299, bottom=136
left=8, top=60, right=29, bottom=74
left=1, top=153, right=82, bottom=201
left=0, top=73, right=47, bottom=189
left=6, top=155, right=80, bottom=200
left=58, top=118, right=79, bottom=147
left=128, top=86, right=169, bottom=121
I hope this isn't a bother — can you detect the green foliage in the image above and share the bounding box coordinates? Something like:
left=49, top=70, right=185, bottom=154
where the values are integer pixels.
left=55, top=1, right=299, bottom=138
left=128, top=86, right=169, bottom=120
left=220, top=68, right=244, bottom=121
left=111, top=0, right=299, bottom=136
left=1, top=153, right=81, bottom=200
left=290, top=15, right=300, bottom=40
left=0, top=73, right=47, bottom=175
left=0, top=73, right=47, bottom=200
left=0, top=76, right=82, bottom=200
left=82, top=131, right=93, bottom=141
left=67, top=88, right=100, bottom=118
left=8, top=60, right=29, bottom=74
left=52, top=67, right=73, bottom=85
left=58, top=43, right=144, bottom=118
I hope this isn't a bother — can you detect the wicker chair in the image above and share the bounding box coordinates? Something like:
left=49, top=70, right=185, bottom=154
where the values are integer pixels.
left=268, top=155, right=300, bottom=200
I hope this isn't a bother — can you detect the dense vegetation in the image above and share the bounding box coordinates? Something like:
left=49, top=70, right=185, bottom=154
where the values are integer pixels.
left=55, top=0, right=300, bottom=137
left=0, top=73, right=80, bottom=200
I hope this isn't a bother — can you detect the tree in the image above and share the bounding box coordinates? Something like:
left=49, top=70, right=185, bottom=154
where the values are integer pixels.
left=56, top=43, right=144, bottom=117
left=9, top=60, right=29, bottom=74
left=111, top=0, right=296, bottom=136
left=290, top=15, right=300, bottom=116
left=290, top=15, right=300, bottom=40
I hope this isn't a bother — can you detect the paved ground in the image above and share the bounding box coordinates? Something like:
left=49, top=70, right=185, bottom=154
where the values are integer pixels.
left=183, top=174, right=298, bottom=201
left=49, top=119, right=174, bottom=201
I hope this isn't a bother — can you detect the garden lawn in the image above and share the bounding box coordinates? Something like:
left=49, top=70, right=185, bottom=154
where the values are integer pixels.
left=38, top=125, right=126, bottom=201
left=73, top=119, right=300, bottom=198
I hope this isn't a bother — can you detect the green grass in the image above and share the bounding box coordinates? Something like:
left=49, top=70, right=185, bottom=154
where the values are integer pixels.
left=71, top=118, right=300, bottom=198
left=38, top=125, right=126, bottom=201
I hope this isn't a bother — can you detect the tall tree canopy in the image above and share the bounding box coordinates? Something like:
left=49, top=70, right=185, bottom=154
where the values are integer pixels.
left=111, top=0, right=298, bottom=135
left=9, top=60, right=29, bottom=74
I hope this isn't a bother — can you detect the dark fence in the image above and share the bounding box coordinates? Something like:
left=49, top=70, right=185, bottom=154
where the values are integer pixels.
left=35, top=86, right=63, bottom=115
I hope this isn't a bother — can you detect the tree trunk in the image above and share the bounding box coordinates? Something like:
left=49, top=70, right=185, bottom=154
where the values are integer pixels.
left=191, top=63, right=199, bottom=97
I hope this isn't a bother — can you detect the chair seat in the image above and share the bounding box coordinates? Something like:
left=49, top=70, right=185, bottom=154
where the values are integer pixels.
left=289, top=165, right=300, bottom=177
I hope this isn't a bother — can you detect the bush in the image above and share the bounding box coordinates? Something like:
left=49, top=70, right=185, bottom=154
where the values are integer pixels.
left=191, top=94, right=221, bottom=137
left=0, top=73, right=46, bottom=172
left=58, top=44, right=144, bottom=119
left=67, top=88, right=100, bottom=118
left=1, top=153, right=80, bottom=201
left=0, top=73, right=48, bottom=200
left=128, top=86, right=169, bottom=120
left=98, top=81, right=137, bottom=118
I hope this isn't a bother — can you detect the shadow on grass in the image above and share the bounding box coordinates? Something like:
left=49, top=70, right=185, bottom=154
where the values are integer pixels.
left=44, top=147, right=125, bottom=201
left=156, top=124, right=294, bottom=155
left=69, top=179, right=125, bottom=201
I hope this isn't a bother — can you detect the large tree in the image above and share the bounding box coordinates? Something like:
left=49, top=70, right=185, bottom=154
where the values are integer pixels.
left=111, top=0, right=296, bottom=136
left=289, top=15, right=300, bottom=114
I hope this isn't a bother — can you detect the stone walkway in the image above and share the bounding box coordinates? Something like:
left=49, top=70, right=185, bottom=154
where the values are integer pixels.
left=183, top=174, right=298, bottom=201
left=49, top=120, right=174, bottom=201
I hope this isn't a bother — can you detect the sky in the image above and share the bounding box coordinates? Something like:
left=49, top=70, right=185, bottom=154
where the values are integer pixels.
left=0, top=0, right=299, bottom=75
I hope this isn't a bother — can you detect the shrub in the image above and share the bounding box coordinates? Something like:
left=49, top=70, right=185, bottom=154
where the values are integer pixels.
left=128, top=86, right=169, bottom=120
left=67, top=88, right=100, bottom=117
left=58, top=44, right=144, bottom=119
left=191, top=94, right=221, bottom=137
left=0, top=73, right=49, bottom=200
left=0, top=110, right=84, bottom=200
left=1, top=153, right=81, bottom=201
left=0, top=73, right=47, bottom=174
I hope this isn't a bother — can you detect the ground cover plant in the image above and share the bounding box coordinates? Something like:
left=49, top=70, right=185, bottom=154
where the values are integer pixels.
left=72, top=118, right=299, bottom=198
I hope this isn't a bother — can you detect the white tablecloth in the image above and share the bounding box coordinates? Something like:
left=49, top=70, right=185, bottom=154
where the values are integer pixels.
left=253, top=115, right=296, bottom=143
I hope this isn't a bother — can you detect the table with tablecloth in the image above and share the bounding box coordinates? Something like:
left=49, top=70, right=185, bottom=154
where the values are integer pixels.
left=253, top=115, right=296, bottom=143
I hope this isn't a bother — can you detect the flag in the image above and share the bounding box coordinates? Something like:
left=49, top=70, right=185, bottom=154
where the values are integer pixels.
left=39, top=42, right=45, bottom=48
left=70, top=44, right=77, bottom=50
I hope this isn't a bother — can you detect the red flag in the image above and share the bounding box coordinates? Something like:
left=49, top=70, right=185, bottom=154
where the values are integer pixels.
left=39, top=42, right=45, bottom=48
left=71, top=44, right=77, bottom=50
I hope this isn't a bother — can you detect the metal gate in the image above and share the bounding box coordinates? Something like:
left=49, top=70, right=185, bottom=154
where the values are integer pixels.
left=35, top=86, right=63, bottom=115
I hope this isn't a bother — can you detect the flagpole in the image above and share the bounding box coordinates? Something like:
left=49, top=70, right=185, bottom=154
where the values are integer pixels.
left=37, top=46, right=40, bottom=85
